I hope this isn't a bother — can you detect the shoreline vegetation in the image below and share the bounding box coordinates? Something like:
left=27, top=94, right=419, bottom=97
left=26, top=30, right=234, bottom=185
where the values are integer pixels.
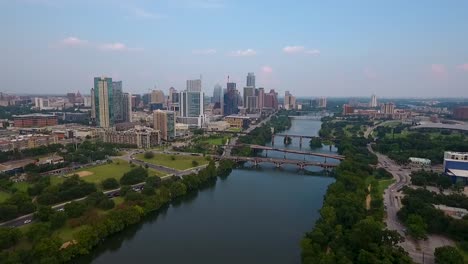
left=0, top=111, right=294, bottom=263
left=301, top=117, right=413, bottom=263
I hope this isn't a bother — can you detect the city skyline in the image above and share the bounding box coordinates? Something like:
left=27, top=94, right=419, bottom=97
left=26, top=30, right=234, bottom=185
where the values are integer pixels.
left=2, top=1, right=468, bottom=97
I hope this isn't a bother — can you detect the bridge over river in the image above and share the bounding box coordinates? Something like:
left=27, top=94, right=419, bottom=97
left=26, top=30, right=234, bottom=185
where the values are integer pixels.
left=213, top=155, right=338, bottom=170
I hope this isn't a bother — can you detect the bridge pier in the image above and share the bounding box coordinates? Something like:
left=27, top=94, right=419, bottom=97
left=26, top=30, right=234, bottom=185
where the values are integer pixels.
left=299, top=136, right=303, bottom=148
left=271, top=135, right=275, bottom=146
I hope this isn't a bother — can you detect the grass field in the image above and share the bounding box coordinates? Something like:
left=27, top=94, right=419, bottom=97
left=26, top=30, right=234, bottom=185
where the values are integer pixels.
left=136, top=153, right=209, bottom=170
left=12, top=182, right=30, bottom=193
left=64, top=159, right=166, bottom=185
left=0, top=191, right=11, bottom=202
left=227, top=127, right=242, bottom=132
left=377, top=179, right=396, bottom=195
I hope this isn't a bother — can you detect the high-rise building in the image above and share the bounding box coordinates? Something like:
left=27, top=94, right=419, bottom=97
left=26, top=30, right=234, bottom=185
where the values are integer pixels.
left=264, top=89, right=278, bottom=110
left=122, top=93, right=132, bottom=122
left=224, top=82, right=240, bottom=116
left=112, top=81, right=124, bottom=122
left=381, top=103, right=395, bottom=114
left=246, top=72, right=255, bottom=88
left=187, top=79, right=202, bottom=92
left=318, top=97, right=327, bottom=108
left=151, top=90, right=165, bottom=104
left=180, top=91, right=204, bottom=117
left=142, top=93, right=151, bottom=106
left=370, top=94, right=378, bottom=108
left=257, top=88, right=265, bottom=111
left=153, top=110, right=176, bottom=141
left=453, top=106, right=468, bottom=120
left=212, top=84, right=222, bottom=104
left=243, top=86, right=257, bottom=112
left=342, top=104, right=355, bottom=115
left=283, top=91, right=296, bottom=110
left=92, top=77, right=113, bottom=128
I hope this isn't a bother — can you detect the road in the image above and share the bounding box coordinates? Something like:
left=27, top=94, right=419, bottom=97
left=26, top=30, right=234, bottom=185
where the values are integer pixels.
left=366, top=125, right=454, bottom=264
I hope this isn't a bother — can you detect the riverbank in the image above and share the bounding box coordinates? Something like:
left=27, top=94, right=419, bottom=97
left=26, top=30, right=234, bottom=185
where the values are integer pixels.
left=301, top=118, right=413, bottom=263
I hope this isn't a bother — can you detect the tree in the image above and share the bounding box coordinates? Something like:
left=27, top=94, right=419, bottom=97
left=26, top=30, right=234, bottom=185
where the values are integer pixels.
left=144, top=151, right=154, bottom=159
left=309, top=138, right=323, bottom=149
left=169, top=182, right=187, bottom=198
left=120, top=167, right=148, bottom=185
left=0, top=227, right=21, bottom=250
left=64, top=201, right=87, bottom=218
left=49, top=211, right=67, bottom=229
left=35, top=206, right=55, bottom=222
left=26, top=222, right=51, bottom=242
left=146, top=176, right=161, bottom=188
left=434, top=246, right=464, bottom=264
left=405, top=214, right=427, bottom=240
left=101, top=178, right=119, bottom=190
left=192, top=160, right=199, bottom=167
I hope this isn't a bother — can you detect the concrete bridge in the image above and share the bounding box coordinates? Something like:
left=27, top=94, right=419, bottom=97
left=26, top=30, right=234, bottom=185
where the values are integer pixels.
left=272, top=134, right=337, bottom=148
left=213, top=155, right=338, bottom=170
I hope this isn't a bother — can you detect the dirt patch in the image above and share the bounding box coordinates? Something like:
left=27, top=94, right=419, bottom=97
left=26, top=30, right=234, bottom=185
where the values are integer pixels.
left=76, top=171, right=94, bottom=177
left=366, top=184, right=371, bottom=210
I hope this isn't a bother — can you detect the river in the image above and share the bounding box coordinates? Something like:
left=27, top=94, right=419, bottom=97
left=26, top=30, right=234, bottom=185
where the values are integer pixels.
left=77, top=119, right=337, bottom=264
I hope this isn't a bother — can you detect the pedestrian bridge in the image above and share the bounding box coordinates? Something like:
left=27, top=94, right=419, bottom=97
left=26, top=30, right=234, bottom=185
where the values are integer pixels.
left=213, top=155, right=339, bottom=170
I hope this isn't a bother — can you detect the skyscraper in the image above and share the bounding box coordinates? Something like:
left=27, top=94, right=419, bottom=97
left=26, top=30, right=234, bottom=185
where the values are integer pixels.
left=257, top=87, right=265, bottom=111
left=153, top=110, right=175, bottom=141
left=381, top=102, right=395, bottom=114
left=246, top=72, right=255, bottom=88
left=243, top=86, right=256, bottom=112
left=122, top=93, right=132, bottom=122
left=370, top=94, right=378, bottom=108
left=318, top=97, right=327, bottom=108
left=92, top=77, right=113, bottom=128
left=112, top=81, right=123, bottom=122
left=224, top=82, right=240, bottom=116
left=186, top=79, right=202, bottom=92
left=283, top=91, right=296, bottom=110
left=212, top=84, right=222, bottom=104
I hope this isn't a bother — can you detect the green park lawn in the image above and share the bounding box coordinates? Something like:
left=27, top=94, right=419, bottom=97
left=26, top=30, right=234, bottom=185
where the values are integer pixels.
left=136, top=153, right=209, bottom=170
left=12, top=182, right=31, bottom=193
left=64, top=159, right=166, bottom=185
left=227, top=127, right=242, bottom=132
left=377, top=179, right=396, bottom=195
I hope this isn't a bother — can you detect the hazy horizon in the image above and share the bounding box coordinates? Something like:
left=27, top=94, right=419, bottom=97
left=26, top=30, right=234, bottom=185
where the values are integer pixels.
left=1, top=0, right=468, bottom=97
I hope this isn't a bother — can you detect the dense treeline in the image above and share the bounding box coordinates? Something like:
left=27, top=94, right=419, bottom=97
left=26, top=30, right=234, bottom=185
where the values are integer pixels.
left=373, top=130, right=468, bottom=164
left=0, top=144, right=63, bottom=164
left=410, top=170, right=452, bottom=189
left=319, top=118, right=373, bottom=139
left=398, top=188, right=468, bottom=244
left=0, top=192, right=36, bottom=222
left=36, top=175, right=96, bottom=205
left=301, top=122, right=412, bottom=263
left=0, top=160, right=235, bottom=263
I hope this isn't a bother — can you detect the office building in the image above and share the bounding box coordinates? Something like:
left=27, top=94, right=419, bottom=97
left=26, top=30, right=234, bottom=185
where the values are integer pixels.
left=34, top=98, right=50, bottom=110
left=225, top=115, right=251, bottom=129
left=179, top=89, right=204, bottom=127
left=283, top=91, right=296, bottom=110
left=370, top=94, right=378, bottom=108
left=112, top=81, right=124, bottom=122
left=453, top=106, right=468, bottom=120
left=212, top=84, right=223, bottom=104
left=264, top=89, right=278, bottom=110
left=91, top=77, right=113, bottom=128
left=13, top=114, right=58, bottom=128
left=342, top=104, right=355, bottom=115
left=443, top=151, right=468, bottom=184
left=151, top=90, right=165, bottom=104
left=318, top=97, right=327, bottom=108
left=243, top=86, right=257, bottom=112
left=381, top=103, right=395, bottom=114
left=224, top=82, right=240, bottom=116
left=187, top=79, right=202, bottom=92
left=122, top=93, right=132, bottom=122
left=153, top=110, right=176, bottom=141
left=257, top=88, right=265, bottom=111
left=246, top=72, right=255, bottom=87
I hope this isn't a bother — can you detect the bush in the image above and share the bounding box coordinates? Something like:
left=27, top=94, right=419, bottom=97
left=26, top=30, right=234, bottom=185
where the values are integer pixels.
left=101, top=178, right=119, bottom=190
left=64, top=201, right=87, bottom=218
left=144, top=151, right=154, bottom=159
left=192, top=160, right=199, bottom=167
left=120, top=167, right=148, bottom=185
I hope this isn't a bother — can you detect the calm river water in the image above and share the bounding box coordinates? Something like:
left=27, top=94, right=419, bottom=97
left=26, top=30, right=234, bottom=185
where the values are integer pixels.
left=78, top=119, right=336, bottom=264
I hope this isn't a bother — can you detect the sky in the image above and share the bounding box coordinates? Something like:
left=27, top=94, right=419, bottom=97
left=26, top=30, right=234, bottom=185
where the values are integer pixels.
left=1, top=0, right=468, bottom=98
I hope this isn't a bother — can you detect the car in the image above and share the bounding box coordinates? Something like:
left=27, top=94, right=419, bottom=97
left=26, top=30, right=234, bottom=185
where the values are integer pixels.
left=24, top=219, right=32, bottom=224
left=57, top=208, right=65, bottom=212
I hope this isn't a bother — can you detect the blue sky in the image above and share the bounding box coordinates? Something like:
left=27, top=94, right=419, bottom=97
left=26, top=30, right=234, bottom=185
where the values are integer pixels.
left=1, top=0, right=468, bottom=97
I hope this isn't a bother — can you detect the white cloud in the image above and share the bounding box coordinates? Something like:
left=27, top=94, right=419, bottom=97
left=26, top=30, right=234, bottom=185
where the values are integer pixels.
left=132, top=7, right=163, bottom=19
left=192, top=49, right=217, bottom=55
left=261, top=66, right=273, bottom=74
left=283, top=46, right=305, bottom=54
left=61, top=37, right=88, bottom=46
left=229, top=49, right=256, bottom=57
left=99, top=42, right=142, bottom=52
left=305, top=49, right=320, bottom=56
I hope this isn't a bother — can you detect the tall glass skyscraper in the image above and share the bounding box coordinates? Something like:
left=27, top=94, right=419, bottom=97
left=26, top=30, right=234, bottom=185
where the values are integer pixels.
left=92, top=77, right=114, bottom=128
left=246, top=72, right=255, bottom=87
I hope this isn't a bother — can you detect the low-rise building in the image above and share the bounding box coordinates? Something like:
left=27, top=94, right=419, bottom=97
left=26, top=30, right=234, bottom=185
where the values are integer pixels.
left=99, top=126, right=160, bottom=148
left=224, top=115, right=251, bottom=129
left=13, top=114, right=58, bottom=128
left=207, top=121, right=230, bottom=131
left=443, top=151, right=468, bottom=184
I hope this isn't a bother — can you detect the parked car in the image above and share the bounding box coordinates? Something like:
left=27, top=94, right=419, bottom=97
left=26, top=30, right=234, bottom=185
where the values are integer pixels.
left=24, top=219, right=32, bottom=224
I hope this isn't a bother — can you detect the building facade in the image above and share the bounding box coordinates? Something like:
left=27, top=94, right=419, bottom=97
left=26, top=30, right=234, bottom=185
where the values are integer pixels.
left=381, top=103, right=395, bottom=115
left=443, top=151, right=468, bottom=184
left=153, top=110, right=176, bottom=141
left=246, top=72, right=255, bottom=87
left=92, top=77, right=113, bottom=128
left=453, top=106, right=468, bottom=120
left=186, top=79, right=202, bottom=92
left=370, top=94, right=378, bottom=108
left=99, top=126, right=160, bottom=148
left=13, top=114, right=58, bottom=128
